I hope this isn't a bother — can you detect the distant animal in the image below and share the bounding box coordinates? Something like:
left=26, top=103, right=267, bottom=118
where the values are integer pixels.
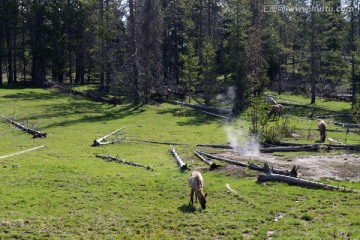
left=188, top=171, right=207, bottom=209
left=268, top=104, right=283, bottom=120
left=318, top=120, right=327, bottom=143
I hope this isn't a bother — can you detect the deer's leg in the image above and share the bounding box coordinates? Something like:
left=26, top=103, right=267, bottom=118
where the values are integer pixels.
left=189, top=189, right=194, bottom=205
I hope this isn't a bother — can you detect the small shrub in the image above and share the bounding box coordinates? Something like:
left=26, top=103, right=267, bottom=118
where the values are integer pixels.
left=259, top=117, right=296, bottom=144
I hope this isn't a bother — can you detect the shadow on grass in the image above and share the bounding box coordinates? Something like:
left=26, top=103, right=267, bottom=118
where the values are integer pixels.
left=177, top=204, right=196, bottom=213
left=285, top=104, right=354, bottom=123
left=1, top=90, right=65, bottom=101
left=157, top=107, right=222, bottom=126
left=20, top=99, right=144, bottom=129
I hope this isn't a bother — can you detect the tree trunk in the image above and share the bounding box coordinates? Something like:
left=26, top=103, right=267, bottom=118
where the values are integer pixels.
left=95, top=154, right=153, bottom=171
left=129, top=0, right=140, bottom=104
left=92, top=126, right=126, bottom=146
left=0, top=7, right=3, bottom=86
left=310, top=0, right=317, bottom=104
left=6, top=26, right=13, bottom=84
left=260, top=144, right=319, bottom=153
left=169, top=145, right=188, bottom=171
left=257, top=163, right=358, bottom=192
left=0, top=114, right=47, bottom=138
left=193, top=150, right=218, bottom=170
left=99, top=0, right=105, bottom=87
left=13, top=28, right=17, bottom=83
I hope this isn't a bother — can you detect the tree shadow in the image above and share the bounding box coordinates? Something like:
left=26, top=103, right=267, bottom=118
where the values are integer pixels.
left=41, top=102, right=145, bottom=129
left=177, top=204, right=196, bottom=213
left=156, top=107, right=222, bottom=126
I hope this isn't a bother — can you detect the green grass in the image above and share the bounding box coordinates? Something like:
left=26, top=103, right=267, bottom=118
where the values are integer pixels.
left=0, top=86, right=360, bottom=239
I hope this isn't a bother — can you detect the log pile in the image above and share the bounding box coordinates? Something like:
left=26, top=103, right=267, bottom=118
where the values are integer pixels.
left=169, top=145, right=188, bottom=171
left=95, top=154, right=153, bottom=171
left=0, top=114, right=47, bottom=138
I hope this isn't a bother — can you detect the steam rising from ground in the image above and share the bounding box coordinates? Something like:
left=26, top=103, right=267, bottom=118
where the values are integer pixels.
left=216, top=86, right=236, bottom=108
left=224, top=124, right=260, bottom=156
left=217, top=86, right=261, bottom=156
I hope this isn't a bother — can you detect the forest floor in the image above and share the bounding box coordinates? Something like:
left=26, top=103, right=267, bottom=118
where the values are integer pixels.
left=219, top=151, right=360, bottom=181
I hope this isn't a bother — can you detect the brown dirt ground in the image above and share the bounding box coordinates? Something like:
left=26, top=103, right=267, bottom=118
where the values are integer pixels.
left=214, top=150, right=360, bottom=181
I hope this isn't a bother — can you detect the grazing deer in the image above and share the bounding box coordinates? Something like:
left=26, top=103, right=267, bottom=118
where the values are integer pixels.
left=268, top=104, right=283, bottom=120
left=188, top=171, right=207, bottom=209
left=318, top=120, right=327, bottom=143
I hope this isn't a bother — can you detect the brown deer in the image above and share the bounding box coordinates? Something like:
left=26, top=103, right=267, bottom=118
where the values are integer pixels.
left=188, top=171, right=207, bottom=209
left=318, top=120, right=327, bottom=143
left=268, top=104, right=283, bottom=120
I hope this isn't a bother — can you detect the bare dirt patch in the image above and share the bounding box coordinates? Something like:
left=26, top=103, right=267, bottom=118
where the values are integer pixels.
left=216, top=150, right=360, bottom=181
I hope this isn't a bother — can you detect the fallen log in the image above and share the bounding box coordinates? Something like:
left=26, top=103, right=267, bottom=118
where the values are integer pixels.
left=325, top=144, right=360, bottom=151
left=0, top=114, right=47, bottom=138
left=92, top=126, right=126, bottom=146
left=263, top=142, right=360, bottom=151
left=315, top=113, right=350, bottom=118
left=247, top=161, right=298, bottom=177
left=196, top=143, right=232, bottom=149
left=94, top=154, right=153, bottom=171
left=0, top=145, right=45, bottom=159
left=334, top=122, right=360, bottom=128
left=129, top=138, right=187, bottom=146
left=169, top=145, right=188, bottom=171
left=193, top=150, right=218, bottom=170
left=199, top=151, right=298, bottom=176
left=197, top=151, right=249, bottom=167
left=260, top=144, right=319, bottom=153
left=257, top=163, right=358, bottom=192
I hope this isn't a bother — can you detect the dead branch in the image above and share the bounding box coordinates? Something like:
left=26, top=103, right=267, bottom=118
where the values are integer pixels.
left=0, top=145, right=45, bottom=159
left=169, top=145, right=188, bottom=171
left=0, top=114, right=47, bottom=138
left=257, top=163, right=358, bottom=192
left=225, top=183, right=238, bottom=195
left=193, top=150, right=218, bottom=170
left=92, top=126, right=126, bottom=146
left=94, top=154, right=153, bottom=171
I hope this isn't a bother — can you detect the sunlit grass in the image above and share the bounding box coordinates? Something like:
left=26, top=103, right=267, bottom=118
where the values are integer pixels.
left=0, top=86, right=359, bottom=239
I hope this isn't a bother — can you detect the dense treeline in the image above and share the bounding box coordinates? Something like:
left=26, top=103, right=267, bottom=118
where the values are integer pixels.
left=0, top=0, right=360, bottom=111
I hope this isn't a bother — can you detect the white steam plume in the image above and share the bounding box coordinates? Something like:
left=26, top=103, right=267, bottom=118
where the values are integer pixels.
left=224, top=123, right=260, bottom=157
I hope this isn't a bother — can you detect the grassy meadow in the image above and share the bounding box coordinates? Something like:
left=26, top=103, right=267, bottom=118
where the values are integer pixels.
left=1, top=86, right=360, bottom=239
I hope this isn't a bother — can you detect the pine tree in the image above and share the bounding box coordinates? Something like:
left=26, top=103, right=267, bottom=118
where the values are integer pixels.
left=201, top=36, right=216, bottom=105
left=180, top=40, right=200, bottom=102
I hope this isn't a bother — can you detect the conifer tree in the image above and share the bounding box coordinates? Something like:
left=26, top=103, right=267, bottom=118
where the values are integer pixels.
left=180, top=40, right=200, bottom=102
